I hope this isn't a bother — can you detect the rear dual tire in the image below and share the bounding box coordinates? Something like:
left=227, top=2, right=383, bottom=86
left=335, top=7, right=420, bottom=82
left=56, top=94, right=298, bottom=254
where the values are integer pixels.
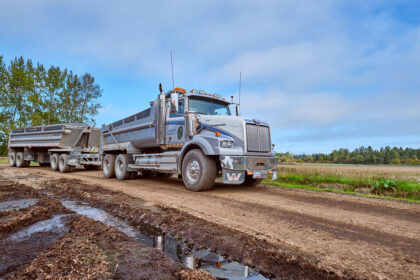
left=102, top=154, right=116, bottom=178
left=50, top=153, right=59, bottom=171
left=58, top=154, right=74, bottom=173
left=115, top=154, right=135, bottom=180
left=15, top=152, right=30, bottom=168
left=8, top=152, right=16, bottom=167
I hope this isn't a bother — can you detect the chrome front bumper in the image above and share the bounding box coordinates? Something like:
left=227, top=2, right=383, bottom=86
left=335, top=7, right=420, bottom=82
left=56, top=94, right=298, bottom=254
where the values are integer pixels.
left=220, top=155, right=278, bottom=180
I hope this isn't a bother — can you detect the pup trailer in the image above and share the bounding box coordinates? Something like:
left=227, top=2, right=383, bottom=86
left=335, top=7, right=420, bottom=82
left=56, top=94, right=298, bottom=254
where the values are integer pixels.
left=8, top=123, right=101, bottom=172
left=100, top=84, right=278, bottom=191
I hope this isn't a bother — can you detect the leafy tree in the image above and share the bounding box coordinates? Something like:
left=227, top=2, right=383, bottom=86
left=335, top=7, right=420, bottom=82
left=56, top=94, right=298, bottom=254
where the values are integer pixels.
left=0, top=56, right=102, bottom=156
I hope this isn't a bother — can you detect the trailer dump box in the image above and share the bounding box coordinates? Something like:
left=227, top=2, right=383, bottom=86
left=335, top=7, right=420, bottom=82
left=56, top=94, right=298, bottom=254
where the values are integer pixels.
left=9, top=123, right=98, bottom=149
left=8, top=123, right=101, bottom=172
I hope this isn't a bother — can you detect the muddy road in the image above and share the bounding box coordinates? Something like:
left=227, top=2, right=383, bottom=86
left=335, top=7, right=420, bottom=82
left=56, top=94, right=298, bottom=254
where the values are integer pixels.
left=1, top=164, right=419, bottom=280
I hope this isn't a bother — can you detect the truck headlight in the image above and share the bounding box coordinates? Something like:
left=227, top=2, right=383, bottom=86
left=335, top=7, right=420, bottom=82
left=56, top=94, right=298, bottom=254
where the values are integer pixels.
left=220, top=140, right=234, bottom=148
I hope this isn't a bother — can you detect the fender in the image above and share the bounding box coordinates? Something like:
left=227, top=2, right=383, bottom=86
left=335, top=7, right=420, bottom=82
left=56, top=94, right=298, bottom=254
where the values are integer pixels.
left=177, top=139, right=215, bottom=175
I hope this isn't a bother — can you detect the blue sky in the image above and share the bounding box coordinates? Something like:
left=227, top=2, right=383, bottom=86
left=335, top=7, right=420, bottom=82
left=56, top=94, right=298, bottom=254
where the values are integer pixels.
left=1, top=0, right=419, bottom=154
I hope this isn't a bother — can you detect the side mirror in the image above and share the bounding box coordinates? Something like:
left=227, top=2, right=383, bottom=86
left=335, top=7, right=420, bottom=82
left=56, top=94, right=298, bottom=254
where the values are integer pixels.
left=235, top=105, right=240, bottom=116
left=159, top=83, right=163, bottom=94
left=170, top=92, right=179, bottom=113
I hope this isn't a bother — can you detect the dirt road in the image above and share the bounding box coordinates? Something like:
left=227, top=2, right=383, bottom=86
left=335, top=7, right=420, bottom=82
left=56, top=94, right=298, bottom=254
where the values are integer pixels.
left=1, top=164, right=419, bottom=280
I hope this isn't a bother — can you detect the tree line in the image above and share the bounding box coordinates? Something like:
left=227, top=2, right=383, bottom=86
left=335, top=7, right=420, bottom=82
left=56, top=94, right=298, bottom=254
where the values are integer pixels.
left=277, top=146, right=420, bottom=165
left=0, top=56, right=102, bottom=156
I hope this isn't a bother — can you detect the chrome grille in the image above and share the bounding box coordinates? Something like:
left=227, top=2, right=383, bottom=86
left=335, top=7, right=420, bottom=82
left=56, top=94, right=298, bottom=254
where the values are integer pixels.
left=246, top=124, right=271, bottom=152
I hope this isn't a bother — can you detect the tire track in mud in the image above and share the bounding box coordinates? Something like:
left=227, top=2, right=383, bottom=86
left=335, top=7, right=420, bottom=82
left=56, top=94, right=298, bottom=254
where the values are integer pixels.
left=210, top=195, right=420, bottom=259
left=238, top=186, right=420, bottom=222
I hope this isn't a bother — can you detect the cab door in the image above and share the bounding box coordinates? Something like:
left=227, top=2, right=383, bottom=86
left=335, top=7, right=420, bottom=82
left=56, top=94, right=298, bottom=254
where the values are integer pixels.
left=166, top=98, right=185, bottom=145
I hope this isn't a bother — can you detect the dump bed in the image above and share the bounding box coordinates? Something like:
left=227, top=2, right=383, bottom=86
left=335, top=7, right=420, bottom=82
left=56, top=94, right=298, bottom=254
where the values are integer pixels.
left=9, top=123, right=100, bottom=150
left=101, top=106, right=158, bottom=151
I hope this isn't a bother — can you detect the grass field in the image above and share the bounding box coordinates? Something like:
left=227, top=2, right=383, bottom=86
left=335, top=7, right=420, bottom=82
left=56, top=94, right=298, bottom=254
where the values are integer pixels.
left=264, top=164, right=420, bottom=202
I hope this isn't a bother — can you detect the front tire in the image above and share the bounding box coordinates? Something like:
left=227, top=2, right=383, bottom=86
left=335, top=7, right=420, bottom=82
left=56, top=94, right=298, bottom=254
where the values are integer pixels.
left=8, top=152, right=16, bottom=167
left=182, top=149, right=216, bottom=191
left=241, top=175, right=263, bottom=186
left=115, top=154, right=133, bottom=180
left=102, top=154, right=116, bottom=178
left=50, top=153, right=59, bottom=171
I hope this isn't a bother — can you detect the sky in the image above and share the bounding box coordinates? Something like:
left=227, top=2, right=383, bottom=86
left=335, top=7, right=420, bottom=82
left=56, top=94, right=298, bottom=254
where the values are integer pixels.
left=1, top=0, right=419, bottom=154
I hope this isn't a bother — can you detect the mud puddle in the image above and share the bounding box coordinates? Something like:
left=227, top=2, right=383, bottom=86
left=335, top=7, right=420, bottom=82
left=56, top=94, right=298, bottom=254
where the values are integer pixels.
left=61, top=200, right=269, bottom=280
left=0, top=198, right=38, bottom=212
left=0, top=215, right=74, bottom=278
left=8, top=214, right=70, bottom=241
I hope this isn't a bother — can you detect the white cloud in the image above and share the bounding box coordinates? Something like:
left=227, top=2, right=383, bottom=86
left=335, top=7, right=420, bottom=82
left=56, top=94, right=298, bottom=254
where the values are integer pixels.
left=1, top=0, right=419, bottom=151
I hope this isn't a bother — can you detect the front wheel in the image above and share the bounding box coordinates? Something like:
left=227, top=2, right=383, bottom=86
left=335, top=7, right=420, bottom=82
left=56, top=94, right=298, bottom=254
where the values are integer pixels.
left=241, top=175, right=263, bottom=186
left=182, top=149, right=216, bottom=191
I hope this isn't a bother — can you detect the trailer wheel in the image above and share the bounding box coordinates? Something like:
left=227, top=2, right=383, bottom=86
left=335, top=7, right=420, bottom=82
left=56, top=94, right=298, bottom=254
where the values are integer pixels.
left=115, top=154, right=132, bottom=180
left=241, top=175, right=263, bottom=186
left=58, top=154, right=74, bottom=173
left=50, top=153, right=59, bottom=171
left=102, top=154, right=116, bottom=178
left=8, top=152, right=16, bottom=167
left=15, top=152, right=26, bottom=168
left=182, top=149, right=216, bottom=191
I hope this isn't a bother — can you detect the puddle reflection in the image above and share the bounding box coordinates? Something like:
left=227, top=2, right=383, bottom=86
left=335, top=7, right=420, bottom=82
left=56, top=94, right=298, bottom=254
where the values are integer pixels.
left=61, top=200, right=269, bottom=280
left=0, top=198, right=38, bottom=212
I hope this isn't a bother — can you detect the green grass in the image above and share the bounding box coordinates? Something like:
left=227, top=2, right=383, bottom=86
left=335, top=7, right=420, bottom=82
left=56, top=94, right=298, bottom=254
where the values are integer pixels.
left=0, top=159, right=8, bottom=164
left=263, top=171, right=420, bottom=202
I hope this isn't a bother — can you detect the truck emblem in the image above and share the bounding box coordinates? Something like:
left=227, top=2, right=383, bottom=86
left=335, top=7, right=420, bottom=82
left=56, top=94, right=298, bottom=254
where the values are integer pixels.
left=177, top=126, right=183, bottom=140
left=226, top=173, right=241, bottom=182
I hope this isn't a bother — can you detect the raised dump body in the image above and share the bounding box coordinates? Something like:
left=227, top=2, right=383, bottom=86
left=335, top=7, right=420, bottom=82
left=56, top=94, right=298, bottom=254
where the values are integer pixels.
left=8, top=123, right=101, bottom=172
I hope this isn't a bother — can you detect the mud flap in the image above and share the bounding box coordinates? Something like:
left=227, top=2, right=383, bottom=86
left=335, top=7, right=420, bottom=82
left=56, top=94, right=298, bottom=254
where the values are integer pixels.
left=222, top=169, right=245, bottom=184
left=67, top=154, right=80, bottom=166
left=272, top=170, right=278, bottom=180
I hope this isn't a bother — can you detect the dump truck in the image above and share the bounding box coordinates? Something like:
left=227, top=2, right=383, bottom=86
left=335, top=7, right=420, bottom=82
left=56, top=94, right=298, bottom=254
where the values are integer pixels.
left=100, top=84, right=278, bottom=191
left=8, top=123, right=101, bottom=172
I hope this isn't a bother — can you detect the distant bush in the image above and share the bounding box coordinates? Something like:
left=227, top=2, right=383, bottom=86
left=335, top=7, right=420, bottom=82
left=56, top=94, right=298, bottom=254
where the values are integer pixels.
left=276, top=146, right=420, bottom=166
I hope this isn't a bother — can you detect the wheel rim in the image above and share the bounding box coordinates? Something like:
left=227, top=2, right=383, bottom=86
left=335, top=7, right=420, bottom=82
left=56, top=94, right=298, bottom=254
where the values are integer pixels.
left=186, top=160, right=200, bottom=182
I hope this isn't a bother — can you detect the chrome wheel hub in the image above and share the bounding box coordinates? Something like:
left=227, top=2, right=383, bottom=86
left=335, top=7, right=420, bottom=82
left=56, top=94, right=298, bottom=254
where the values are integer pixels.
left=186, top=160, right=200, bottom=182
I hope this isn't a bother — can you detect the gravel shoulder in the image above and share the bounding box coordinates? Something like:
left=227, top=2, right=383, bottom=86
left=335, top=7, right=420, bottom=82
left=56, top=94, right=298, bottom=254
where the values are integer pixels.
left=1, top=164, right=419, bottom=280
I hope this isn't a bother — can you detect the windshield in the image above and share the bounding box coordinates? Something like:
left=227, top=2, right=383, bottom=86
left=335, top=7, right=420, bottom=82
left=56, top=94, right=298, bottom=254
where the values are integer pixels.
left=188, top=97, right=231, bottom=116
